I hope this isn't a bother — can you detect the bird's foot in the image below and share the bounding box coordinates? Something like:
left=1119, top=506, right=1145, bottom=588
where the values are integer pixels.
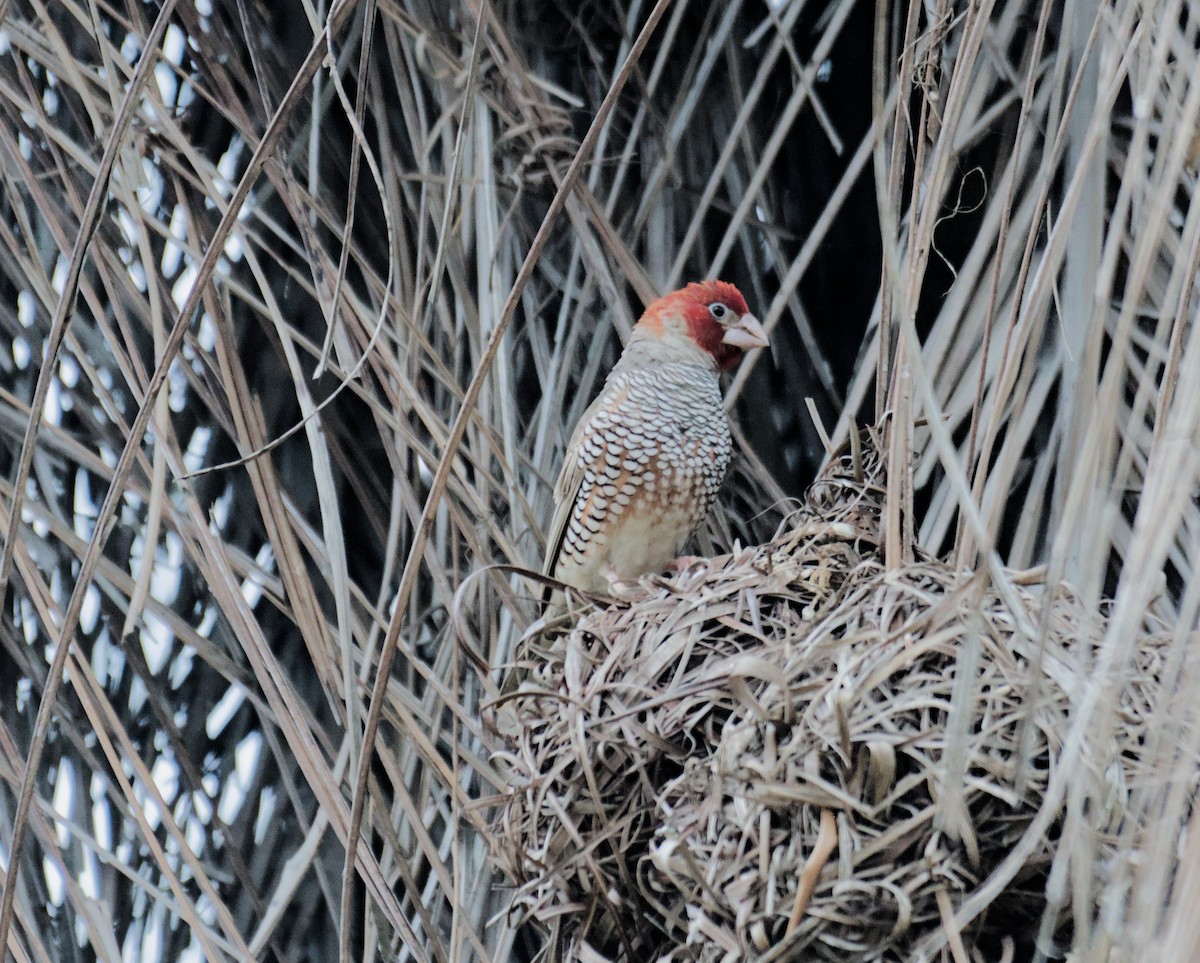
left=667, top=555, right=706, bottom=574
left=602, top=565, right=647, bottom=598
left=602, top=564, right=630, bottom=594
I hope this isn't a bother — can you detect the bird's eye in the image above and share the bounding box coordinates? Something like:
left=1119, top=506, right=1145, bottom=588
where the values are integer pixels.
left=708, top=303, right=730, bottom=321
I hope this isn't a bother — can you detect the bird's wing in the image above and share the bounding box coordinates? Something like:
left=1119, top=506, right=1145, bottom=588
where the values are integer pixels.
left=541, top=384, right=624, bottom=578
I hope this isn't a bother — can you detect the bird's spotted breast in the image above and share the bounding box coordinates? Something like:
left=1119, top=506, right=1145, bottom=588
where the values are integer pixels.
left=552, top=363, right=732, bottom=589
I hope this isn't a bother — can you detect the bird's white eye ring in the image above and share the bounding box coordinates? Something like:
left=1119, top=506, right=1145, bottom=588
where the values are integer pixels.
left=708, top=302, right=729, bottom=321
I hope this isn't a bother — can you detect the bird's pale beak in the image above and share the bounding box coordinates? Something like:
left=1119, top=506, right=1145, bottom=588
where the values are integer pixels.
left=721, top=313, right=769, bottom=350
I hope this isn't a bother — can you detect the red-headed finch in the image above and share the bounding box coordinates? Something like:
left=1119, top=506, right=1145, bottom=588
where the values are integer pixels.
left=542, top=281, right=768, bottom=596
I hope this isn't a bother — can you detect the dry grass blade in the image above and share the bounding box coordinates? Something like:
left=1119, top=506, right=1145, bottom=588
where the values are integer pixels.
left=0, top=1, right=181, bottom=951
left=341, top=3, right=676, bottom=958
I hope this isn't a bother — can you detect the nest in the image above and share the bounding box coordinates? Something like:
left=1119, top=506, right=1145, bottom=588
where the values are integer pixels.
left=486, top=431, right=1175, bottom=961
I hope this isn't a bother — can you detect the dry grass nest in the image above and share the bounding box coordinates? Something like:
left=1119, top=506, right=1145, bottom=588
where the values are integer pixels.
left=484, top=433, right=1179, bottom=961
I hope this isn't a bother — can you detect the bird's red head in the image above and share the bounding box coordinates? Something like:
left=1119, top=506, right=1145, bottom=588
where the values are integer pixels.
left=636, top=280, right=768, bottom=371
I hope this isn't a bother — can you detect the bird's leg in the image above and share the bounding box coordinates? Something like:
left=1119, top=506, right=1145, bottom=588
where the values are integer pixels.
left=667, top=555, right=705, bottom=573
left=602, top=563, right=624, bottom=592
left=603, top=564, right=647, bottom=597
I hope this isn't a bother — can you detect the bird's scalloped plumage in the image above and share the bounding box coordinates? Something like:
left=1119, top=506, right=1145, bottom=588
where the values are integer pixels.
left=542, top=281, right=768, bottom=595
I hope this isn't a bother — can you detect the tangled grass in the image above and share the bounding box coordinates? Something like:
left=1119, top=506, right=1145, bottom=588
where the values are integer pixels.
left=488, top=435, right=1190, bottom=961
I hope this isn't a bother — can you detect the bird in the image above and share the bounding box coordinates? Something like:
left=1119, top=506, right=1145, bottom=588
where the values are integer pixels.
left=542, top=280, right=769, bottom=598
